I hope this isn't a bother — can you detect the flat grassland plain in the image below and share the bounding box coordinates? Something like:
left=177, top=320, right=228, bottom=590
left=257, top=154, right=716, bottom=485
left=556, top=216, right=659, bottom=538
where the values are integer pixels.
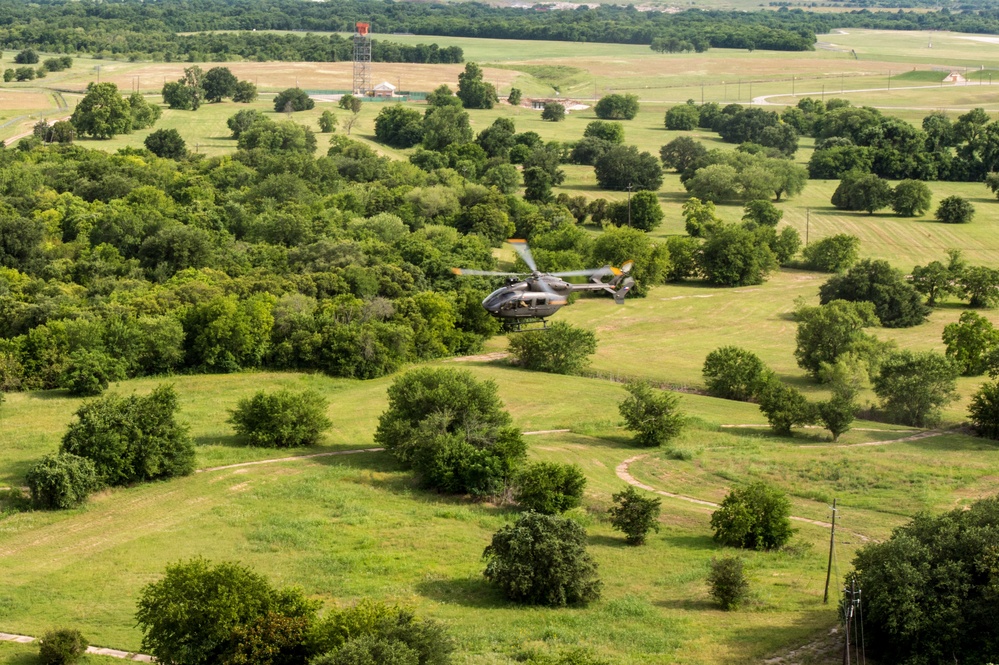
left=2, top=28, right=999, bottom=665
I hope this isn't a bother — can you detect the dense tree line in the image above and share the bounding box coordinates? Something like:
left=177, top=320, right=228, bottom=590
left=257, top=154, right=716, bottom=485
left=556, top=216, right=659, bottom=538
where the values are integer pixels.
left=5, top=0, right=999, bottom=60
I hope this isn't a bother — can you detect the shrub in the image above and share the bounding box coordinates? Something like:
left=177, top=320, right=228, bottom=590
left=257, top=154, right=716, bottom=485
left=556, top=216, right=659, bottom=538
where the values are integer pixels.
left=483, top=512, right=601, bottom=606
left=817, top=394, right=855, bottom=442
left=801, top=234, right=860, bottom=273
left=819, top=259, right=929, bottom=328
left=60, top=349, right=126, bottom=396
left=959, top=265, right=999, bottom=308
left=583, top=120, right=624, bottom=144
left=707, top=557, right=749, bottom=610
left=515, top=461, right=586, bottom=514
left=942, top=311, right=999, bottom=376
left=968, top=380, right=999, bottom=440
left=849, top=496, right=999, bottom=664
left=891, top=179, right=932, bottom=217
left=314, top=636, right=418, bottom=665
left=935, top=195, right=974, bottom=223
left=228, top=389, right=332, bottom=448
left=374, top=368, right=525, bottom=496
left=135, top=558, right=319, bottom=665
left=756, top=378, right=816, bottom=436
left=618, top=381, right=686, bottom=447
left=608, top=486, right=661, bottom=545
left=60, top=384, right=195, bottom=486
left=220, top=613, right=311, bottom=665
left=793, top=300, right=881, bottom=379
left=872, top=350, right=958, bottom=427
left=26, top=453, right=100, bottom=510
left=710, top=481, right=794, bottom=550
left=702, top=346, right=768, bottom=401
left=507, top=321, right=596, bottom=375
left=38, top=628, right=88, bottom=665
left=664, top=103, right=699, bottom=130
left=594, top=144, right=663, bottom=191
left=595, top=93, right=639, bottom=120
left=144, top=128, right=187, bottom=159
left=698, top=224, right=778, bottom=287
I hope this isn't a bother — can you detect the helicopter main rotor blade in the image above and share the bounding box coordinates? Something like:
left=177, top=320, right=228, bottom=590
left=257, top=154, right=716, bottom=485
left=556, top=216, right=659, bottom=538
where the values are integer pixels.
left=548, top=266, right=622, bottom=278
left=451, top=268, right=523, bottom=277
left=507, top=238, right=538, bottom=272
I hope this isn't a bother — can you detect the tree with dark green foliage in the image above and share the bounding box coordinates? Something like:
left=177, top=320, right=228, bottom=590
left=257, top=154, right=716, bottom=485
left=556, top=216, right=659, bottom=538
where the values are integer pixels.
left=60, top=349, right=126, bottom=395
left=935, top=195, right=975, bottom=223
left=228, top=388, right=332, bottom=448
left=968, top=381, right=999, bottom=440
left=26, top=452, right=100, bottom=510
left=456, top=62, right=497, bottom=109
left=541, top=102, right=565, bottom=122
left=232, top=80, right=257, bottom=103
left=70, top=82, right=133, bottom=139
left=318, top=109, right=337, bottom=133
left=421, top=105, right=472, bottom=152
left=14, top=48, right=38, bottom=64
left=128, top=93, right=161, bottom=130
left=801, top=234, right=859, bottom=273
left=483, top=512, right=601, bottom=607
left=508, top=321, right=596, bottom=375
left=873, top=350, right=958, bottom=427
left=507, top=88, right=522, bottom=106
left=607, top=190, right=663, bottom=231
left=315, top=635, right=418, bottom=665
left=710, top=482, right=794, bottom=550
left=618, top=381, right=686, bottom=447
left=891, top=179, right=932, bottom=217
left=144, top=128, right=187, bottom=159
left=595, top=94, right=639, bottom=120
left=608, top=486, right=661, bottom=545
left=794, top=300, right=881, bottom=378
left=959, top=265, right=999, bottom=308
left=591, top=226, right=670, bottom=297
left=135, top=558, right=319, bottom=665
left=594, top=145, right=663, bottom=191
left=707, top=557, right=750, bottom=610
left=819, top=259, right=929, bottom=328
left=374, top=105, right=423, bottom=148
left=60, top=384, right=195, bottom=486
left=202, top=66, right=238, bottom=102
left=942, top=311, right=999, bottom=376
left=221, top=613, right=312, bottom=665
left=374, top=368, right=525, bottom=496
left=849, top=496, right=999, bottom=665
left=515, top=461, right=586, bottom=514
left=817, top=393, right=855, bottom=442
left=911, top=250, right=964, bottom=306
left=698, top=223, right=778, bottom=287
left=702, top=346, right=770, bottom=401
left=756, top=377, right=817, bottom=436
left=161, top=81, right=197, bottom=110
left=49, top=120, right=75, bottom=144
left=38, top=628, right=88, bottom=665
left=238, top=119, right=316, bottom=154
left=583, top=120, right=624, bottom=144
left=664, top=103, right=700, bottom=130
left=741, top=200, right=782, bottom=227
left=226, top=109, right=263, bottom=139
left=831, top=171, right=893, bottom=214
left=660, top=136, right=707, bottom=173
left=274, top=87, right=315, bottom=113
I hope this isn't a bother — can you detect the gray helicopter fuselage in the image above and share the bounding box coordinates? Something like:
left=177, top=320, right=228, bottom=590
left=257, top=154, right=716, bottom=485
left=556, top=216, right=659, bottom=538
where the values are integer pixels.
left=482, top=277, right=569, bottom=319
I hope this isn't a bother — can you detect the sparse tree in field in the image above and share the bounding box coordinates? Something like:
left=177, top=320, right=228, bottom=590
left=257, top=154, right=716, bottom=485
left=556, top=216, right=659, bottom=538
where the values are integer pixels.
left=608, top=486, right=661, bottom=545
left=959, top=265, right=999, bottom=308
left=702, top=346, right=770, bottom=401
left=584, top=120, right=624, bottom=144
left=507, top=87, right=522, bottom=106
left=144, top=128, right=187, bottom=160
left=275, top=87, right=315, bottom=113
left=318, top=109, right=337, bottom=133
left=873, top=350, right=958, bottom=427
left=891, top=179, right=932, bottom=217
left=710, top=481, right=794, bottom=550
left=2, top=69, right=12, bottom=82
left=14, top=49, right=38, bottom=64
left=226, top=109, right=263, bottom=139
left=911, top=260, right=955, bottom=306
left=849, top=497, right=999, bottom=665
left=794, top=299, right=881, bottom=379
left=936, top=195, right=975, bottom=224
left=618, top=381, right=686, bottom=447
left=664, top=103, right=700, bottom=130
left=596, top=145, right=663, bottom=191
left=128, top=92, right=161, bottom=130
left=515, top=461, right=586, bottom=514
left=70, top=82, right=132, bottom=139
left=942, top=311, right=999, bottom=376
left=507, top=321, right=596, bottom=375
left=756, top=377, right=817, bottom=436
left=660, top=136, right=707, bottom=173
left=232, top=80, right=257, bottom=103
left=541, top=102, right=565, bottom=122
left=766, top=159, right=808, bottom=202
left=831, top=171, right=893, bottom=214
left=741, top=199, right=782, bottom=228
left=707, top=557, right=750, bottom=610
left=483, top=512, right=602, bottom=606
left=595, top=93, right=639, bottom=120
left=456, top=62, right=497, bottom=109
left=202, top=66, right=238, bottom=102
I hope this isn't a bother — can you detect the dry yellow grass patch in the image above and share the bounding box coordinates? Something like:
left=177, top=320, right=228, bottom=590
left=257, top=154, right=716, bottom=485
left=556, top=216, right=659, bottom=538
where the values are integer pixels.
left=0, top=90, right=56, bottom=111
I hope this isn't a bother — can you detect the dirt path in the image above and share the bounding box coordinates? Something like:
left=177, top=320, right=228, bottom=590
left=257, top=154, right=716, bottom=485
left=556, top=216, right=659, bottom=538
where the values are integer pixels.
left=750, top=81, right=988, bottom=110
left=0, top=632, right=152, bottom=662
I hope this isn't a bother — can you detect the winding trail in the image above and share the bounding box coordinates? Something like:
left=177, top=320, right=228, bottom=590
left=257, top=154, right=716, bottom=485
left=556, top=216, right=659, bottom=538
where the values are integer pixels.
left=0, top=632, right=152, bottom=661
left=750, top=81, right=990, bottom=111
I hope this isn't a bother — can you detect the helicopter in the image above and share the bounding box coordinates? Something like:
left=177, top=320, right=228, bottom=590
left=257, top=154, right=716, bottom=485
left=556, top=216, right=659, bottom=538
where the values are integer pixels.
left=451, top=239, right=635, bottom=331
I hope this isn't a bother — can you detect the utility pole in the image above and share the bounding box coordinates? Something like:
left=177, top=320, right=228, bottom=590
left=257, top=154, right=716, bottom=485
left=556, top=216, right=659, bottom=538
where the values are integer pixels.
left=823, top=497, right=836, bottom=602
left=626, top=184, right=634, bottom=227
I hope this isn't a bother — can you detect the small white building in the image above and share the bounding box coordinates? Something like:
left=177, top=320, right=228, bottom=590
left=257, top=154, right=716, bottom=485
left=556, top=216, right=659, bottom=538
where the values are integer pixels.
left=373, top=81, right=397, bottom=98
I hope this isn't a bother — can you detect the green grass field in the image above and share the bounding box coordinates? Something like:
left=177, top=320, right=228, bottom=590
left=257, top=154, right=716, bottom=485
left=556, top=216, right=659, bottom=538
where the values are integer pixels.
left=3, top=28, right=999, bottom=665
left=2, top=367, right=996, bottom=664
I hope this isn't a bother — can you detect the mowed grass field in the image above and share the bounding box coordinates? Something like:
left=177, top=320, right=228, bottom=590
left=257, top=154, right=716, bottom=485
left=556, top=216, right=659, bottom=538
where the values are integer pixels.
left=3, top=28, right=999, bottom=664
left=2, top=367, right=997, bottom=664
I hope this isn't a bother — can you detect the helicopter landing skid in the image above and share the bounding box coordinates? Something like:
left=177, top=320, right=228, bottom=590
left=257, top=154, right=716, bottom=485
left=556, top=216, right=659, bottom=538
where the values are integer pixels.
left=502, top=317, right=549, bottom=333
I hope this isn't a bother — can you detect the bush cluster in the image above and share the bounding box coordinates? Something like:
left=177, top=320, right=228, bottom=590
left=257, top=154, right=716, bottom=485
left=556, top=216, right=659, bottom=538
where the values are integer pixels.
left=38, top=628, right=88, bottom=665
left=228, top=388, right=332, bottom=448
left=710, top=482, right=794, bottom=551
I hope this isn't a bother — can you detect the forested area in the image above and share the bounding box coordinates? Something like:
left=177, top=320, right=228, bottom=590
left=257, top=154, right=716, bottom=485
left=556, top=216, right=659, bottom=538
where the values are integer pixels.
left=4, top=0, right=999, bottom=59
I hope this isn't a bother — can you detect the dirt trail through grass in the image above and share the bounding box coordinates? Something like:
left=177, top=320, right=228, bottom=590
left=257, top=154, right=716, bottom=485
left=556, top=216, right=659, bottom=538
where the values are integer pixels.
left=0, top=631, right=152, bottom=661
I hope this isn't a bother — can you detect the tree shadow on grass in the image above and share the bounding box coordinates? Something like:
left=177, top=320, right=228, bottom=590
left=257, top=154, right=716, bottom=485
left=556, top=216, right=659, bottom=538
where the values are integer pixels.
left=719, top=426, right=829, bottom=445
left=22, top=388, right=71, bottom=402
left=654, top=597, right=716, bottom=611
left=661, top=533, right=716, bottom=550
left=588, top=533, right=631, bottom=548
left=415, top=575, right=510, bottom=609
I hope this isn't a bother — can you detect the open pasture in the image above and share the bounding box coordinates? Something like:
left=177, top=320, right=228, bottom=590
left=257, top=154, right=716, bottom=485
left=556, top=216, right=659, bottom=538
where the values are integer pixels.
left=2, top=366, right=996, bottom=664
